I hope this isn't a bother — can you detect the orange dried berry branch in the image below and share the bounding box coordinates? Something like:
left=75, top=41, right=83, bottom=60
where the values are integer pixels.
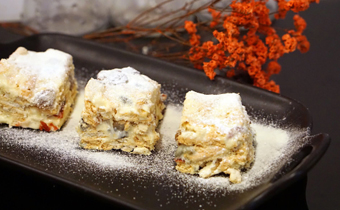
left=81, top=0, right=319, bottom=93
left=184, top=0, right=319, bottom=93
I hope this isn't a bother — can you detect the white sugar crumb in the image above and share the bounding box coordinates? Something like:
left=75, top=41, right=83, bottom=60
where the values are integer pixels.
left=32, top=89, right=56, bottom=108
left=0, top=83, right=310, bottom=208
left=97, top=69, right=129, bottom=85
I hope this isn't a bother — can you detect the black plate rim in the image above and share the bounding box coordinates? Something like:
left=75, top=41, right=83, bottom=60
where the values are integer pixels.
left=240, top=133, right=330, bottom=209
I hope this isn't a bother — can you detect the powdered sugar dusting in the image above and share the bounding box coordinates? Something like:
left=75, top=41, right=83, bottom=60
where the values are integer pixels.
left=8, top=48, right=72, bottom=87
left=181, top=91, right=249, bottom=135
left=89, top=67, right=158, bottom=99
left=0, top=103, right=308, bottom=188
left=97, top=69, right=129, bottom=85
left=84, top=67, right=160, bottom=117
left=0, top=80, right=310, bottom=209
left=0, top=91, right=134, bottom=169
left=188, top=90, right=242, bottom=108
left=8, top=49, right=72, bottom=80
left=32, top=89, right=56, bottom=108
left=3, top=47, right=73, bottom=108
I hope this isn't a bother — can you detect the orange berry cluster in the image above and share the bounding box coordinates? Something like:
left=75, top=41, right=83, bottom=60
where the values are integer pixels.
left=184, top=0, right=319, bottom=93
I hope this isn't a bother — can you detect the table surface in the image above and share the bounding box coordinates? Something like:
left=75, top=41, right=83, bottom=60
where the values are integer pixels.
left=0, top=1, right=339, bottom=210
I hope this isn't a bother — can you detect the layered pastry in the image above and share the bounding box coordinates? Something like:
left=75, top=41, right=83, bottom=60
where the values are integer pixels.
left=175, top=91, right=255, bottom=183
left=0, top=47, right=77, bottom=131
left=77, top=67, right=165, bottom=155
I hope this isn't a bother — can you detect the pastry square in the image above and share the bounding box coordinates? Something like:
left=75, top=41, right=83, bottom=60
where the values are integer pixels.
left=0, top=47, right=77, bottom=131
left=77, top=67, right=165, bottom=155
left=175, top=91, right=255, bottom=183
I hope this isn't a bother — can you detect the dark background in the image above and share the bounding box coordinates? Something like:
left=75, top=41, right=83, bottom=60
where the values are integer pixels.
left=274, top=2, right=340, bottom=210
left=0, top=1, right=339, bottom=209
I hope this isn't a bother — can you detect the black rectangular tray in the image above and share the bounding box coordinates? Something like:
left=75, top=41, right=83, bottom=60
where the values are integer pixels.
left=0, top=34, right=330, bottom=210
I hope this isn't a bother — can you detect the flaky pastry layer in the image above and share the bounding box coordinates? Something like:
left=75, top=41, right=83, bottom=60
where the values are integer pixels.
left=0, top=47, right=78, bottom=131
left=174, top=91, right=255, bottom=183
left=77, top=67, right=165, bottom=155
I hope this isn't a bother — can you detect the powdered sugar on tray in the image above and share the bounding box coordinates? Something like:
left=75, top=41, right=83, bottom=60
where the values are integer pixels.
left=0, top=79, right=311, bottom=209
left=0, top=94, right=308, bottom=191
left=0, top=91, right=134, bottom=168
left=151, top=104, right=308, bottom=192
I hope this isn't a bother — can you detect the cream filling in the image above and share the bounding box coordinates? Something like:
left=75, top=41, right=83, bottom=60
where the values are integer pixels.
left=0, top=105, right=60, bottom=129
left=96, top=119, right=128, bottom=140
left=79, top=118, right=160, bottom=154
left=0, top=83, right=77, bottom=131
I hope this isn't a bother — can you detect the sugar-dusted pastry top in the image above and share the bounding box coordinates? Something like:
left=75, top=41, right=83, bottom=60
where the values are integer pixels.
left=175, top=91, right=255, bottom=183
left=177, top=91, right=252, bottom=147
left=0, top=47, right=74, bottom=109
left=84, top=67, right=162, bottom=123
left=0, top=47, right=77, bottom=131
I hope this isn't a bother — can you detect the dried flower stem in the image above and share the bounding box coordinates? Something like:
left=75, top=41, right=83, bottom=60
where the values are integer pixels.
left=83, top=0, right=319, bottom=93
left=0, top=22, right=38, bottom=36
